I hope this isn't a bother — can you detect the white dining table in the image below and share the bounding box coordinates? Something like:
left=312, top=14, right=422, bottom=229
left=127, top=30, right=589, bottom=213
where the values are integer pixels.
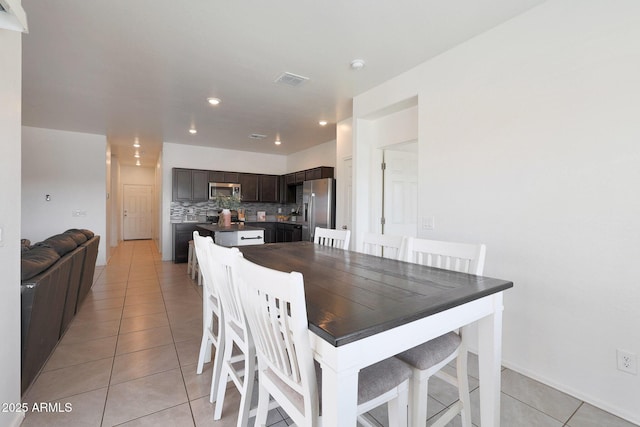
left=239, top=241, right=513, bottom=427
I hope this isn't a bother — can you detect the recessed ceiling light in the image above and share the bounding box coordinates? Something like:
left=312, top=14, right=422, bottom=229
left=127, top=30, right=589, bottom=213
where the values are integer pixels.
left=189, top=128, right=197, bottom=134
left=134, top=152, right=140, bottom=158
left=350, top=59, right=365, bottom=70
left=133, top=137, right=140, bottom=148
left=207, top=97, right=221, bottom=106
left=274, top=139, right=282, bottom=146
left=135, top=160, right=141, bottom=166
left=318, top=120, right=328, bottom=126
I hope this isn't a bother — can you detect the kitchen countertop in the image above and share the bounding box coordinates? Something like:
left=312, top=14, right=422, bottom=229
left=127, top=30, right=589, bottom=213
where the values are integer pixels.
left=172, top=219, right=303, bottom=226
left=195, top=223, right=265, bottom=233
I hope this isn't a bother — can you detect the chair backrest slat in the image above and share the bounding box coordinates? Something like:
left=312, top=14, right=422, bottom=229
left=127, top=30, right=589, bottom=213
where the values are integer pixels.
left=237, top=257, right=318, bottom=421
left=314, top=227, right=351, bottom=249
left=361, top=232, right=406, bottom=260
left=192, top=232, right=217, bottom=298
left=405, top=237, right=486, bottom=275
left=205, top=241, right=247, bottom=339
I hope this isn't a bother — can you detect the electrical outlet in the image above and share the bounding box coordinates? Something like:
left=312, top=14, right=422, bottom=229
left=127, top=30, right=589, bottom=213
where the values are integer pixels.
left=617, top=349, right=637, bottom=374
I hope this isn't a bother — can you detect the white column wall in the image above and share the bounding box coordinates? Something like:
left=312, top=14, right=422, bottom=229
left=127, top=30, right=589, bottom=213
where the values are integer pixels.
left=353, top=0, right=640, bottom=423
left=0, top=26, right=24, bottom=427
left=335, top=119, right=353, bottom=237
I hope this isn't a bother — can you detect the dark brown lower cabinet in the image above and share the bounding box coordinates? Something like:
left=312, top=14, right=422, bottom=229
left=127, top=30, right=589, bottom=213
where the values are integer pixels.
left=173, top=223, right=201, bottom=263
left=276, top=223, right=302, bottom=242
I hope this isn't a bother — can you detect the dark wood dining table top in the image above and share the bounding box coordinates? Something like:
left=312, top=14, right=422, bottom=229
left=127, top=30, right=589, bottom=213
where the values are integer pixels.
left=239, top=241, right=513, bottom=347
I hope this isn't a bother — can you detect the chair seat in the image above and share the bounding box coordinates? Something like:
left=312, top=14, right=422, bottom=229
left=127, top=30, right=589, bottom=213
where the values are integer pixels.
left=264, top=357, right=412, bottom=415
left=357, top=357, right=412, bottom=404
left=395, top=331, right=461, bottom=370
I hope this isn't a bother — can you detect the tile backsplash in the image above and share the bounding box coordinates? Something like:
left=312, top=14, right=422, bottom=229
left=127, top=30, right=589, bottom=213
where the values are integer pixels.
left=170, top=201, right=299, bottom=222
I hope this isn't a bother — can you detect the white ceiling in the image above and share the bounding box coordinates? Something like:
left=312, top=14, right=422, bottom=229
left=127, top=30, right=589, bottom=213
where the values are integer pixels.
left=21, top=0, right=545, bottom=166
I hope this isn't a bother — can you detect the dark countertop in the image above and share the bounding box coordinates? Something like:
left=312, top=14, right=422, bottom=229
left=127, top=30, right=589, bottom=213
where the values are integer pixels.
left=245, top=220, right=303, bottom=226
left=196, top=223, right=265, bottom=233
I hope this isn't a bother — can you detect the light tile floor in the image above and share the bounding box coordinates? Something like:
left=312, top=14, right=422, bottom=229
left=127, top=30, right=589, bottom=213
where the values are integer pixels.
left=21, top=240, right=639, bottom=427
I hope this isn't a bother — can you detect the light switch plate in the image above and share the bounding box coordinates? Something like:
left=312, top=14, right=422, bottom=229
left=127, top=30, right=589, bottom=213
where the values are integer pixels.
left=422, top=216, right=435, bottom=230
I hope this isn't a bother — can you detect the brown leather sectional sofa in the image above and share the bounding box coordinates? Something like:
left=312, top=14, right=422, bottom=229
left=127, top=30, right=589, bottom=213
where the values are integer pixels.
left=20, top=229, right=100, bottom=394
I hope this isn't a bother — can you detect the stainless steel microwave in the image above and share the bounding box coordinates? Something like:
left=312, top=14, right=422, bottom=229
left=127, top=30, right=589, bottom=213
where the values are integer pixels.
left=209, top=182, right=241, bottom=200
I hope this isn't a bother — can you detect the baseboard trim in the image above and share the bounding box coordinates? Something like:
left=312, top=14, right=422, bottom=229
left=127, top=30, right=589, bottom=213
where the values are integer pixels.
left=5, top=410, right=25, bottom=427
left=501, top=360, right=640, bottom=426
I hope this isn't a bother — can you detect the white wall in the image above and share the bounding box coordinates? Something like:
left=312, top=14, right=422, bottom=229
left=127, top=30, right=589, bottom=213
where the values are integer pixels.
left=22, top=127, right=108, bottom=265
left=120, top=164, right=156, bottom=186
left=353, top=0, right=640, bottom=423
left=286, top=140, right=336, bottom=172
left=110, top=155, right=121, bottom=250
left=105, top=143, right=112, bottom=260
left=0, top=26, right=24, bottom=427
left=154, top=151, right=163, bottom=252
left=335, top=119, right=353, bottom=235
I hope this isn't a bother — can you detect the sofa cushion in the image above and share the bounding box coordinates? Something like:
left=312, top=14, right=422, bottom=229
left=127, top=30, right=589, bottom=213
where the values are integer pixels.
left=21, top=245, right=60, bottom=280
left=21, top=239, right=32, bottom=252
left=43, top=234, right=78, bottom=256
left=79, top=229, right=94, bottom=239
left=64, top=229, right=88, bottom=245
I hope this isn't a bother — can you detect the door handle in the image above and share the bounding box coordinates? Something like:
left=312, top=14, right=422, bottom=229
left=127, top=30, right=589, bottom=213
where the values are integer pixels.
left=342, top=225, right=348, bottom=230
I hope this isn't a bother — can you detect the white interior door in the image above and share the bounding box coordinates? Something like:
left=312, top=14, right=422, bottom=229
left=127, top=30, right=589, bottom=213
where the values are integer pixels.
left=123, top=184, right=153, bottom=240
left=383, top=143, right=418, bottom=237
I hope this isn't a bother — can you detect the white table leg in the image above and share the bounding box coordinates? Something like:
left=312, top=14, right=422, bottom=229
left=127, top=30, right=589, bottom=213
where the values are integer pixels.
left=477, top=292, right=504, bottom=427
left=321, top=363, right=359, bottom=426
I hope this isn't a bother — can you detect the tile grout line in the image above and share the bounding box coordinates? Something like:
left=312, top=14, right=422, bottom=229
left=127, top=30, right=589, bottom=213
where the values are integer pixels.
left=152, top=241, right=197, bottom=426
left=562, top=401, right=583, bottom=427
left=100, top=241, right=135, bottom=427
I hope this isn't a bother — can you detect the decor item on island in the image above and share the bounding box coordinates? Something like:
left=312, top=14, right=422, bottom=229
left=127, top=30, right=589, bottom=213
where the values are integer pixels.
left=212, top=194, right=241, bottom=226
left=257, top=211, right=266, bottom=221
left=219, top=209, right=231, bottom=227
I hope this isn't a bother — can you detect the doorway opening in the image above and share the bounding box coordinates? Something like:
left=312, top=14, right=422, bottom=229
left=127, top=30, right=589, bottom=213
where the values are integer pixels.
left=381, top=141, right=418, bottom=238
left=123, top=184, right=153, bottom=240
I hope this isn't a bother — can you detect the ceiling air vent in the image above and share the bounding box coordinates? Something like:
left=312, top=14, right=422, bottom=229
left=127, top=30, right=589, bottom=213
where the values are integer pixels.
left=275, top=72, right=309, bottom=87
left=249, top=133, right=267, bottom=140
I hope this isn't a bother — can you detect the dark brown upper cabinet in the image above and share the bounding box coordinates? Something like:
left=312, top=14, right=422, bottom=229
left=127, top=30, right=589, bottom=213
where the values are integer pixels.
left=259, top=174, right=279, bottom=203
left=238, top=173, right=259, bottom=202
left=173, top=168, right=209, bottom=202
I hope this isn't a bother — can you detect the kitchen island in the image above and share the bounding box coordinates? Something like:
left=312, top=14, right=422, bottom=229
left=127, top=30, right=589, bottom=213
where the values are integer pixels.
left=196, top=223, right=265, bottom=247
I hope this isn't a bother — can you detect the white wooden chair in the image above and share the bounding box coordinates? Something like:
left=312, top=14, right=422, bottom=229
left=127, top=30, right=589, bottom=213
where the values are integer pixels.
left=204, top=240, right=256, bottom=427
left=187, top=239, right=203, bottom=286
left=192, top=232, right=224, bottom=403
left=398, top=237, right=486, bottom=427
left=236, top=255, right=412, bottom=427
left=313, top=226, right=351, bottom=250
left=361, top=232, right=406, bottom=260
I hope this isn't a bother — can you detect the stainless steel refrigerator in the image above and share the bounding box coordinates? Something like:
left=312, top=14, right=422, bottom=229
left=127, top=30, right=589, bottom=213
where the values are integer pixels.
left=301, top=178, right=336, bottom=242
